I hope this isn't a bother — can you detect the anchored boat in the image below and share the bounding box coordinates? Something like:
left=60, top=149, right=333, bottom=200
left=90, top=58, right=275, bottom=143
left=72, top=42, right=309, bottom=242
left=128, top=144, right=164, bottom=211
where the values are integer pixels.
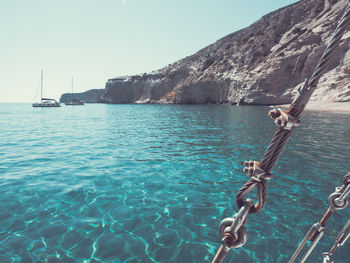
left=65, top=78, right=85, bottom=105
left=32, top=70, right=61, bottom=107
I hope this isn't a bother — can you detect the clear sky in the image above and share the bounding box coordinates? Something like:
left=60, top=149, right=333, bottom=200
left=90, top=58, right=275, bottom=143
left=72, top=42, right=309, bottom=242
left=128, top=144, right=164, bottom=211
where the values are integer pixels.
left=0, top=0, right=298, bottom=102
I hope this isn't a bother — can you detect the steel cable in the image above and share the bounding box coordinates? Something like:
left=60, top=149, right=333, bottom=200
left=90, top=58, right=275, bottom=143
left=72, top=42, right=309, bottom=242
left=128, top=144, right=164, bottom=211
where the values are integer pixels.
left=212, top=2, right=350, bottom=262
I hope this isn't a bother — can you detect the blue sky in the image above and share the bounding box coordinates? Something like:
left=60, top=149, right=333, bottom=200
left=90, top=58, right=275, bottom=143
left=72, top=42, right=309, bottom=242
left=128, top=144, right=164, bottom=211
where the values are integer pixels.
left=0, top=0, right=298, bottom=102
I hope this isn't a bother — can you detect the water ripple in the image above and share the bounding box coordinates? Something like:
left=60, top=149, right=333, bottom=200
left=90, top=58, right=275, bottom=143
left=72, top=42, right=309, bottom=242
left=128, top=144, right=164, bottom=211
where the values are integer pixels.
left=0, top=104, right=349, bottom=262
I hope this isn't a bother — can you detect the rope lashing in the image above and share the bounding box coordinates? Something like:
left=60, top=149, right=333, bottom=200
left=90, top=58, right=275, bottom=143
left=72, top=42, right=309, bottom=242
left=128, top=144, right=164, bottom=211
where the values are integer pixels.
left=321, top=218, right=350, bottom=263
left=212, top=2, right=350, bottom=263
left=289, top=172, right=350, bottom=263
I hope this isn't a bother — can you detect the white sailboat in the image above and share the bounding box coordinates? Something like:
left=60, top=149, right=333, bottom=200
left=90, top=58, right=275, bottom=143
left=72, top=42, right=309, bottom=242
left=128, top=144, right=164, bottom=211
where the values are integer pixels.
left=64, top=78, right=85, bottom=105
left=32, top=70, right=61, bottom=107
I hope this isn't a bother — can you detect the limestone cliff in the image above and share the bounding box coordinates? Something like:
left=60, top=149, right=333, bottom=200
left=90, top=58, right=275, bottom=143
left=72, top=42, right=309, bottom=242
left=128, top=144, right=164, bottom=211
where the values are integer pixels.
left=103, top=0, right=350, bottom=104
left=60, top=89, right=104, bottom=103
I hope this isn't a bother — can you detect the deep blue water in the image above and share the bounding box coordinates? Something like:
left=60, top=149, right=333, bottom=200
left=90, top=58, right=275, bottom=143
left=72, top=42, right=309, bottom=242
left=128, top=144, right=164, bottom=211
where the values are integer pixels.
left=0, top=103, right=349, bottom=263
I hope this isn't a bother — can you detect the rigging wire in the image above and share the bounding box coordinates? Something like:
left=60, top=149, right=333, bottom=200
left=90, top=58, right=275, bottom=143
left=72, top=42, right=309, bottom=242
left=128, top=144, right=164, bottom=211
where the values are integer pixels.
left=212, top=2, right=350, bottom=262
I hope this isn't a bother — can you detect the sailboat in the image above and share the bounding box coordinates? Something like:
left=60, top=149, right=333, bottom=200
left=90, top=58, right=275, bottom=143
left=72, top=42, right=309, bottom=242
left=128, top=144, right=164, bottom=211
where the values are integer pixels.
left=64, top=78, right=85, bottom=105
left=32, top=70, right=61, bottom=107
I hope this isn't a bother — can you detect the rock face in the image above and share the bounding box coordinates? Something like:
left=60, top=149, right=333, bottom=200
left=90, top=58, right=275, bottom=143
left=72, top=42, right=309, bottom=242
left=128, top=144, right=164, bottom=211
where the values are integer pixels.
left=102, top=0, right=350, bottom=104
left=60, top=89, right=105, bottom=103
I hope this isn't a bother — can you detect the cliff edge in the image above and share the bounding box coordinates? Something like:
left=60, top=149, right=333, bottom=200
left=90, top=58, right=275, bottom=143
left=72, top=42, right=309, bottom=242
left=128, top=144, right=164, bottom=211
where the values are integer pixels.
left=76, top=0, right=350, bottom=105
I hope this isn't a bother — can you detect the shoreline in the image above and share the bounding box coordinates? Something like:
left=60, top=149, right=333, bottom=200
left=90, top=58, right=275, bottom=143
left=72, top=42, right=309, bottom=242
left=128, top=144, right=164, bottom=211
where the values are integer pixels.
left=3, top=101, right=350, bottom=113
left=305, top=102, right=350, bottom=113
left=280, top=102, right=350, bottom=113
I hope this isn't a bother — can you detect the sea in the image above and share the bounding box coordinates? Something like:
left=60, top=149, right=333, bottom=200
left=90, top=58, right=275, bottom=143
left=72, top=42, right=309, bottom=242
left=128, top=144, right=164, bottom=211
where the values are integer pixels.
left=0, top=103, right=349, bottom=263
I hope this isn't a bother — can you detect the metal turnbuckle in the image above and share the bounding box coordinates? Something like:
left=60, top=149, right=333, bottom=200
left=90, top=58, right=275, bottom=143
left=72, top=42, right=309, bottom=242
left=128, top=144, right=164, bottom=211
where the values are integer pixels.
left=333, top=219, right=350, bottom=248
left=289, top=222, right=326, bottom=263
left=321, top=219, right=350, bottom=263
left=289, top=172, right=350, bottom=263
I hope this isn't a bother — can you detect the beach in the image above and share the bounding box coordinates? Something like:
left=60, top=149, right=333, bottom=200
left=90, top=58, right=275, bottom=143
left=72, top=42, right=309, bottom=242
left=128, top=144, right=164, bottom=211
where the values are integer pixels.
left=279, top=102, right=350, bottom=113
left=305, top=102, right=350, bottom=113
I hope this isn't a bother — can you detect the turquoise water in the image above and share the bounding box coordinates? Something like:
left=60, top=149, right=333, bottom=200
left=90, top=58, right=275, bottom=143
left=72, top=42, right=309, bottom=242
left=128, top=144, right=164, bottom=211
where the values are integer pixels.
left=0, top=103, right=349, bottom=263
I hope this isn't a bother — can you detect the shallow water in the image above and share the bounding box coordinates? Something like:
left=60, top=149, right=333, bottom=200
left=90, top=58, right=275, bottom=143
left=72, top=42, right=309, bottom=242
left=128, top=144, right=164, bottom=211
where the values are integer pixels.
left=0, top=103, right=349, bottom=263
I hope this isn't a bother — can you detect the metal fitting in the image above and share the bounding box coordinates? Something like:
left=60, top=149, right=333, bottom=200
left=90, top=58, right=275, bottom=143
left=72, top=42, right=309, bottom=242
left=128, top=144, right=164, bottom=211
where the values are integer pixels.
left=243, top=161, right=273, bottom=182
left=218, top=199, right=252, bottom=249
left=334, top=219, right=350, bottom=248
left=321, top=252, right=334, bottom=263
left=219, top=222, right=247, bottom=249
left=289, top=222, right=326, bottom=263
left=290, top=79, right=312, bottom=110
left=268, top=107, right=301, bottom=130
left=335, top=184, right=350, bottom=208
left=313, top=223, right=326, bottom=238
left=329, top=185, right=350, bottom=210
left=321, top=219, right=350, bottom=263
left=343, top=172, right=350, bottom=185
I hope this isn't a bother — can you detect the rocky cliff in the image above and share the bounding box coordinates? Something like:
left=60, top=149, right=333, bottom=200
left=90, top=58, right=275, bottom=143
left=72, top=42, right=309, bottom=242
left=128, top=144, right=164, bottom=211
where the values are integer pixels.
left=101, top=0, right=350, bottom=104
left=60, top=89, right=105, bottom=103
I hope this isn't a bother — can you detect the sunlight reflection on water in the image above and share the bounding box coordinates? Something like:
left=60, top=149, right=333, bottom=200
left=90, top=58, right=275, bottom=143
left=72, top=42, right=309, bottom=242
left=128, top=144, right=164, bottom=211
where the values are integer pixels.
left=0, top=104, right=349, bottom=262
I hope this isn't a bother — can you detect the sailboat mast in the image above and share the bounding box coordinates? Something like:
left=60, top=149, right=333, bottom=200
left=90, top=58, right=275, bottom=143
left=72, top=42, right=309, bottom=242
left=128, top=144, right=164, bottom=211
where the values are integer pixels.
left=41, top=70, right=43, bottom=101
left=72, top=77, right=74, bottom=100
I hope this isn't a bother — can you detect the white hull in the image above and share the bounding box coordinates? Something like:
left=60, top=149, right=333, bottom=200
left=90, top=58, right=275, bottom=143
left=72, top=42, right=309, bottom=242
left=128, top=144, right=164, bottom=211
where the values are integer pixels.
left=65, top=101, right=85, bottom=105
left=32, top=71, right=60, bottom=108
left=32, top=101, right=61, bottom=107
